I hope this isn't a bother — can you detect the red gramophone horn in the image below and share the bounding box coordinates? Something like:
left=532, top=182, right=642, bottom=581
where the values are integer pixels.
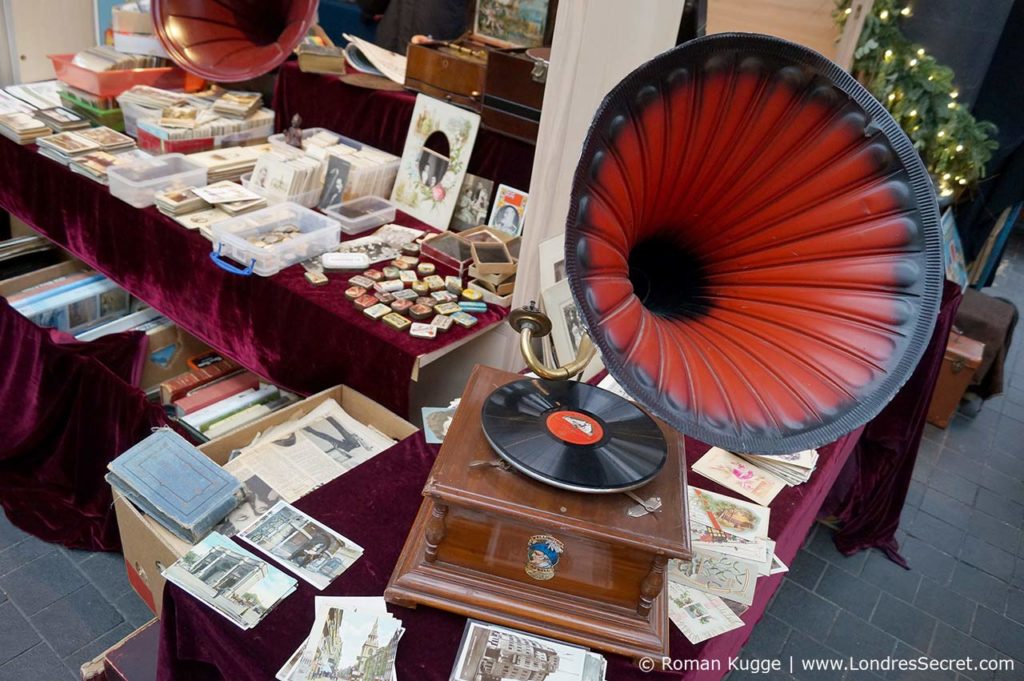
left=567, top=33, right=943, bottom=454
left=151, top=0, right=318, bottom=82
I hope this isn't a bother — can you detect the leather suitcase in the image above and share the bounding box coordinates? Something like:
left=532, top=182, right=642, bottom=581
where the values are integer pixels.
left=927, top=329, right=985, bottom=428
left=482, top=47, right=549, bottom=143
left=405, top=39, right=490, bottom=111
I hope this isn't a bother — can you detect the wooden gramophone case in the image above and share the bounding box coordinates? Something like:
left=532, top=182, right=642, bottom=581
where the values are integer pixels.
left=385, top=365, right=690, bottom=658
left=404, top=0, right=557, bottom=122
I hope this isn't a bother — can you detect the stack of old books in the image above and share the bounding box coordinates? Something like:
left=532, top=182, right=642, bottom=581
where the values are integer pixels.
left=0, top=112, right=50, bottom=144
left=106, top=428, right=242, bottom=542
left=158, top=352, right=299, bottom=441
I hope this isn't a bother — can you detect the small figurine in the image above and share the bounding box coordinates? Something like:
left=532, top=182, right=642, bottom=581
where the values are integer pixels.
left=285, top=114, right=304, bottom=148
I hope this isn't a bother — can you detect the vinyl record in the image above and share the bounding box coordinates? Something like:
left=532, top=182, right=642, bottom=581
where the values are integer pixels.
left=481, top=379, right=668, bottom=493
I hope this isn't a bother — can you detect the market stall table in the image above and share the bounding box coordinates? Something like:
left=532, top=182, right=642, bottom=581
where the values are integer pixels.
left=0, top=137, right=506, bottom=414
left=157, top=428, right=861, bottom=681
left=0, top=136, right=507, bottom=550
left=155, top=280, right=962, bottom=680
left=272, top=62, right=536, bottom=195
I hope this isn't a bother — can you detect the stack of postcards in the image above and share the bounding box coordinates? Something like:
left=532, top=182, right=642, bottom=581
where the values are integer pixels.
left=0, top=112, right=50, bottom=144
left=664, top=486, right=789, bottom=644
left=278, top=597, right=403, bottom=681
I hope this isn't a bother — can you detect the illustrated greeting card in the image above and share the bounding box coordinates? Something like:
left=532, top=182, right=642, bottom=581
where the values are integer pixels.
left=390, top=94, right=480, bottom=230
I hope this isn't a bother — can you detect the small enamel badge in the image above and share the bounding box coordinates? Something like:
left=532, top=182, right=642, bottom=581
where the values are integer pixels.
left=525, top=535, right=564, bottom=581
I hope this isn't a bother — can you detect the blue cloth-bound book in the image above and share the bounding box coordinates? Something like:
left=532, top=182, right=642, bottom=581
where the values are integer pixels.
left=106, top=428, right=242, bottom=543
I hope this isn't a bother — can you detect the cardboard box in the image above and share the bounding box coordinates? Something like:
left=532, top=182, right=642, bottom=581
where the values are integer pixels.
left=0, top=259, right=85, bottom=297
left=470, top=241, right=516, bottom=276
left=0, top=259, right=210, bottom=390
left=114, top=384, right=418, bottom=616
left=138, top=325, right=210, bottom=391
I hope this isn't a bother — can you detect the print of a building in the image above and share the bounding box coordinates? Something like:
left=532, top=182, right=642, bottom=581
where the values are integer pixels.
left=181, top=545, right=268, bottom=628
left=354, top=618, right=401, bottom=681
left=459, top=628, right=560, bottom=681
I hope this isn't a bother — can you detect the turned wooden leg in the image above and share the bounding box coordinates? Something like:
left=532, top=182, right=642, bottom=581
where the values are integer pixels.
left=638, top=555, right=668, bottom=617
left=424, top=502, right=449, bottom=563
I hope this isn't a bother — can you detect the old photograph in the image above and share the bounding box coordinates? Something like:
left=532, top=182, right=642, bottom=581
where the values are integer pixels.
left=238, top=501, right=364, bottom=590
left=213, top=475, right=282, bottom=537
left=161, top=532, right=296, bottom=630
left=451, top=621, right=605, bottom=681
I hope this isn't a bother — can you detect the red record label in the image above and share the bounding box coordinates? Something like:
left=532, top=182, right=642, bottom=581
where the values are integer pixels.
left=545, top=410, right=604, bottom=445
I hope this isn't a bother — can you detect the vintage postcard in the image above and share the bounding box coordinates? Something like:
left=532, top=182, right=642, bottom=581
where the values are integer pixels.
left=278, top=596, right=395, bottom=681
left=303, top=608, right=403, bottom=681
left=692, top=447, right=786, bottom=506
left=421, top=405, right=458, bottom=444
left=193, top=180, right=262, bottom=205
left=488, top=184, right=528, bottom=236
left=666, top=581, right=745, bottom=645
left=450, top=173, right=493, bottom=232
left=174, top=207, right=230, bottom=231
left=688, top=486, right=770, bottom=541
left=668, top=550, right=760, bottom=606
left=238, top=501, right=363, bottom=590
left=161, top=532, right=296, bottom=630
left=689, top=519, right=768, bottom=564
left=450, top=620, right=606, bottom=681
left=76, top=126, right=134, bottom=149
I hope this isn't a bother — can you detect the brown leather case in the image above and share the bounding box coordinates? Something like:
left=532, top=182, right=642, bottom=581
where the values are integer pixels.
left=927, top=330, right=985, bottom=428
left=482, top=48, right=546, bottom=143
left=405, top=39, right=490, bottom=112
left=103, top=620, right=159, bottom=681
left=403, top=0, right=558, bottom=116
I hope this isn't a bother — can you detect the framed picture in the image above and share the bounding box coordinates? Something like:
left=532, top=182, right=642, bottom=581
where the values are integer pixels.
left=390, top=94, right=480, bottom=230
left=540, top=278, right=603, bottom=381
left=450, top=173, right=494, bottom=232
left=538, top=232, right=566, bottom=295
left=488, top=184, right=528, bottom=236
left=473, top=0, right=553, bottom=48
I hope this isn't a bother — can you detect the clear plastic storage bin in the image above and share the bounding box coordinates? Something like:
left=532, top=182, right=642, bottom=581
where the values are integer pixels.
left=323, top=196, right=396, bottom=235
left=107, top=154, right=207, bottom=208
left=210, top=203, right=341, bottom=277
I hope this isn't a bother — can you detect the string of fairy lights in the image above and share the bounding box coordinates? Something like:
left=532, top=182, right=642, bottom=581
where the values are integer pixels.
left=835, top=0, right=997, bottom=199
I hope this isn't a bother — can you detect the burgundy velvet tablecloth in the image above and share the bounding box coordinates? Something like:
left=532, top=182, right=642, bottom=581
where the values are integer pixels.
left=0, top=138, right=504, bottom=416
left=272, top=63, right=536, bottom=194
left=827, top=280, right=963, bottom=565
left=0, top=298, right=167, bottom=550
left=0, top=135, right=505, bottom=550
left=158, top=428, right=861, bottom=681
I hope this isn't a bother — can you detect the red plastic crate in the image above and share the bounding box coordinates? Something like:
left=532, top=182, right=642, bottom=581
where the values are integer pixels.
left=48, top=53, right=205, bottom=98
